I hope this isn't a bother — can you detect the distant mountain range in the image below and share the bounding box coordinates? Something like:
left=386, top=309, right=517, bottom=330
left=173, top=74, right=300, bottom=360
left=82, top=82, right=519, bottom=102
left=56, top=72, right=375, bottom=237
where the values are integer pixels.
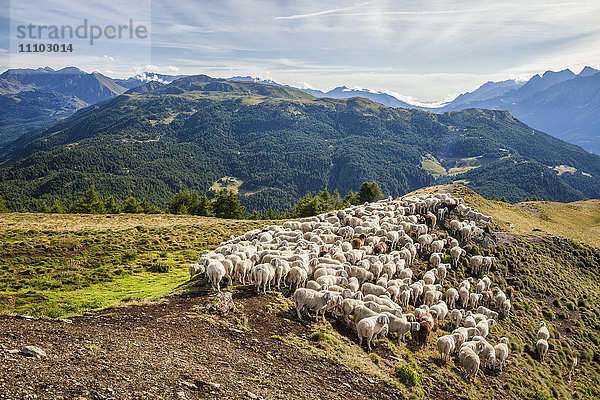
left=1, top=65, right=599, bottom=154
left=114, top=72, right=187, bottom=89
left=0, top=67, right=128, bottom=144
left=226, top=76, right=414, bottom=108
left=435, top=67, right=600, bottom=154
left=228, top=68, right=600, bottom=154
left=1, top=73, right=599, bottom=212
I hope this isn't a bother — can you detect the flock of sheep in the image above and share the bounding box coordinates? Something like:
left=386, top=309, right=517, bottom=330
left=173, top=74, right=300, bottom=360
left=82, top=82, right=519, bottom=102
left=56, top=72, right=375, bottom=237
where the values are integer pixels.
left=189, top=192, right=546, bottom=381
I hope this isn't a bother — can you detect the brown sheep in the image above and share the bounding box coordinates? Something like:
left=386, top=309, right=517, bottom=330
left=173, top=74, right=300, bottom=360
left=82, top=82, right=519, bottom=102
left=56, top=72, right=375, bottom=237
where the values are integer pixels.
left=417, top=320, right=432, bottom=346
left=373, top=241, right=388, bottom=255
left=506, top=286, right=515, bottom=302
left=423, top=214, right=435, bottom=229
left=440, top=201, right=458, bottom=214
left=351, top=234, right=366, bottom=249
left=481, top=290, right=493, bottom=308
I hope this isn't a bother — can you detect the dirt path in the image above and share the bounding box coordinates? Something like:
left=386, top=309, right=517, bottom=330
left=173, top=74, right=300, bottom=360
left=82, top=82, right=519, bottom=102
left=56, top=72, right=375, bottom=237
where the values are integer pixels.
left=0, top=290, right=402, bottom=400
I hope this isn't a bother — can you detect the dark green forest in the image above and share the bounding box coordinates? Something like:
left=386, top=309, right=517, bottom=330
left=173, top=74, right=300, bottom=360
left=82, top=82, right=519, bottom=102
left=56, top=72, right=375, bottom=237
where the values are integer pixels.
left=5, top=181, right=383, bottom=220
left=1, top=75, right=599, bottom=211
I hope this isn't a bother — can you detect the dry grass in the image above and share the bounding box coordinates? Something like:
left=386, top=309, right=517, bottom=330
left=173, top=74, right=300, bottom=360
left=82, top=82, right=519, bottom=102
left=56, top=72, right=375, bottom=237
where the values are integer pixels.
left=407, top=184, right=600, bottom=248
left=0, top=212, right=271, bottom=232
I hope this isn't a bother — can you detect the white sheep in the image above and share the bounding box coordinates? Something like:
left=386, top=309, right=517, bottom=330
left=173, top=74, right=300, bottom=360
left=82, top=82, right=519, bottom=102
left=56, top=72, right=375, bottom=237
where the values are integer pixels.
left=400, top=288, right=411, bottom=309
left=253, top=263, right=275, bottom=294
left=189, top=263, right=205, bottom=279
left=381, top=312, right=418, bottom=344
left=361, top=282, right=387, bottom=297
left=469, top=255, right=484, bottom=275
left=459, top=346, right=480, bottom=380
left=450, top=246, right=466, bottom=268
left=446, top=288, right=459, bottom=310
left=294, top=288, right=333, bottom=321
left=206, top=260, right=226, bottom=292
left=494, top=338, right=510, bottom=371
left=437, top=334, right=456, bottom=362
left=478, top=339, right=497, bottom=369
left=430, top=301, right=449, bottom=325
left=431, top=239, right=445, bottom=254
left=476, top=306, right=498, bottom=320
left=363, top=294, right=400, bottom=310
left=306, top=280, right=323, bottom=291
left=234, top=259, right=252, bottom=285
left=459, top=286, right=470, bottom=308
left=313, top=267, right=346, bottom=280
left=424, top=290, right=443, bottom=307
left=450, top=309, right=464, bottom=328
left=287, top=266, right=308, bottom=291
left=429, top=252, right=443, bottom=269
left=316, top=275, right=348, bottom=287
left=341, top=298, right=364, bottom=323
left=475, top=319, right=496, bottom=338
left=537, top=321, right=550, bottom=340
left=352, top=304, right=380, bottom=325
left=536, top=338, right=549, bottom=362
left=357, top=314, right=390, bottom=351
left=347, top=276, right=360, bottom=292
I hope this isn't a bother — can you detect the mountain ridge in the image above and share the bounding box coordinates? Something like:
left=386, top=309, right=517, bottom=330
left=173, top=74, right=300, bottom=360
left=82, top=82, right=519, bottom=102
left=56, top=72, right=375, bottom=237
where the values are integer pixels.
left=1, top=76, right=599, bottom=212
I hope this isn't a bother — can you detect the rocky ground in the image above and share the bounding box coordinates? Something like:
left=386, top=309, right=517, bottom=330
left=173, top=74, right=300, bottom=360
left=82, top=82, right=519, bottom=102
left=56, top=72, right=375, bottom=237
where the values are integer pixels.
left=0, top=288, right=403, bottom=400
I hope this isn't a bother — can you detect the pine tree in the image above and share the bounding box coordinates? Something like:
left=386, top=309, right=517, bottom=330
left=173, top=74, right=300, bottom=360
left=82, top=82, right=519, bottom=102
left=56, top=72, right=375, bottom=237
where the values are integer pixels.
left=121, top=197, right=143, bottom=213
left=50, top=200, right=66, bottom=214
left=72, top=186, right=105, bottom=214
left=104, top=196, right=120, bottom=214
left=343, top=190, right=359, bottom=206
left=358, top=182, right=384, bottom=204
left=213, top=190, right=246, bottom=219
left=332, top=189, right=343, bottom=209
left=38, top=201, right=50, bottom=213
left=167, top=191, right=212, bottom=216
left=189, top=194, right=213, bottom=216
left=249, top=210, right=262, bottom=220
left=140, top=199, right=162, bottom=214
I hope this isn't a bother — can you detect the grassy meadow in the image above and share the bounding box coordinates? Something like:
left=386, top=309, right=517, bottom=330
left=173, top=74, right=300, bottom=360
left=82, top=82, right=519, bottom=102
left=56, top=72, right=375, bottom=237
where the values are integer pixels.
left=0, top=213, right=272, bottom=317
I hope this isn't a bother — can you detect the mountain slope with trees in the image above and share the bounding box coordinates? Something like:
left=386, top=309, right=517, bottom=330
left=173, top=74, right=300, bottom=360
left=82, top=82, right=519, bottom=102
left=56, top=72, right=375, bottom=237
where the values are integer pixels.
left=0, top=75, right=599, bottom=212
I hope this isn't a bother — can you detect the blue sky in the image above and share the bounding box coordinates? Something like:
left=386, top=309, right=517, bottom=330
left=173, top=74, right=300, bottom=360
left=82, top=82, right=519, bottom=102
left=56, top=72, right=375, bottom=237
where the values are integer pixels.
left=1, top=0, right=599, bottom=102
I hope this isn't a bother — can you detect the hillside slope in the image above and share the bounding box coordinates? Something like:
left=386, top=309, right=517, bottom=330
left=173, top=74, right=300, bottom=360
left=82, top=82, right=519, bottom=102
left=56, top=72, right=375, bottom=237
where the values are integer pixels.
left=1, top=187, right=599, bottom=399
left=1, top=76, right=599, bottom=211
left=410, top=184, right=600, bottom=247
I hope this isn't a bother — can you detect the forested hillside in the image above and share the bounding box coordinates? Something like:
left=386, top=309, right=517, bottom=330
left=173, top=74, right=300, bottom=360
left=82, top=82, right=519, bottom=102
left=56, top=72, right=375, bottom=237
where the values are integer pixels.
left=1, top=75, right=599, bottom=212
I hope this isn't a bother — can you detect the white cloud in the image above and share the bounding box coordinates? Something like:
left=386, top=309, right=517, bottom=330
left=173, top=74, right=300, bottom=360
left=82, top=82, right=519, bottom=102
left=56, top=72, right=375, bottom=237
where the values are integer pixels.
left=6, top=0, right=600, bottom=101
left=274, top=3, right=369, bottom=20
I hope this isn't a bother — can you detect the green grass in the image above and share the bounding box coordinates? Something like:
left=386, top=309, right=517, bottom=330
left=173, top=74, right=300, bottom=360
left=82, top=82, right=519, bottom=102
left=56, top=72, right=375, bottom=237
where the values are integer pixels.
left=420, top=154, right=447, bottom=178
left=0, top=213, right=274, bottom=317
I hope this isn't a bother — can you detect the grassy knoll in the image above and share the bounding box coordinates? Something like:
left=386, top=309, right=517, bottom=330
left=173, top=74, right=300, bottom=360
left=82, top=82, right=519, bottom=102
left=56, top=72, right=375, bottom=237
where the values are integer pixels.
left=409, top=184, right=600, bottom=247
left=0, top=213, right=272, bottom=317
